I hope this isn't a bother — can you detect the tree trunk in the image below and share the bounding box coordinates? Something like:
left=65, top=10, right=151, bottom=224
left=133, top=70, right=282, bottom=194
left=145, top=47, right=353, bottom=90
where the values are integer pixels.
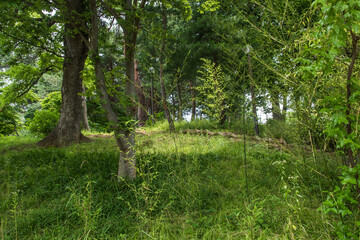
left=38, top=0, right=91, bottom=147
left=150, top=78, right=155, bottom=119
left=345, top=31, right=360, bottom=209
left=81, top=85, right=90, bottom=131
left=154, top=89, right=159, bottom=115
left=346, top=31, right=358, bottom=168
left=270, top=89, right=282, bottom=121
left=88, top=0, right=138, bottom=180
left=282, top=93, right=287, bottom=121
left=189, top=81, right=196, bottom=121
left=247, top=54, right=259, bottom=135
left=160, top=10, right=174, bottom=132
left=177, top=81, right=183, bottom=121
left=220, top=107, right=227, bottom=125
left=171, top=94, right=176, bottom=119
left=134, top=60, right=148, bottom=127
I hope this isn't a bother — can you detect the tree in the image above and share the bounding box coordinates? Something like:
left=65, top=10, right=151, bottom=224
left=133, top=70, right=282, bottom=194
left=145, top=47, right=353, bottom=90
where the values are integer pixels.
left=0, top=0, right=91, bottom=146
left=89, top=0, right=147, bottom=179
left=297, top=0, right=360, bottom=211
left=197, top=58, right=229, bottom=124
left=38, top=0, right=91, bottom=146
left=159, top=7, right=175, bottom=132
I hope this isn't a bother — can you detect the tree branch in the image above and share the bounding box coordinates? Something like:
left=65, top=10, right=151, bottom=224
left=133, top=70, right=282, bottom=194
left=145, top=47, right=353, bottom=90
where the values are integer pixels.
left=0, top=29, right=63, bottom=58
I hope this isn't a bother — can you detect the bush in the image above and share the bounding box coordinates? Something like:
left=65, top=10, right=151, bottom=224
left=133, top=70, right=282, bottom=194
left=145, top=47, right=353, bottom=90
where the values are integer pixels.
left=27, top=109, right=59, bottom=136
left=41, top=91, right=61, bottom=111
left=0, top=105, right=18, bottom=136
left=26, top=92, right=61, bottom=136
left=264, top=119, right=299, bottom=144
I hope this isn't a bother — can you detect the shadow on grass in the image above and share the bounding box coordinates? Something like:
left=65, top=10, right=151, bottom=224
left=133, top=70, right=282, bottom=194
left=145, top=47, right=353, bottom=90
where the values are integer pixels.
left=0, top=135, right=341, bottom=239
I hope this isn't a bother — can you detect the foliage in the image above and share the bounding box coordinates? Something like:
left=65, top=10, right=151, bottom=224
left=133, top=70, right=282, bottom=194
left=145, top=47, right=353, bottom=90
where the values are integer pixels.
left=321, top=90, right=360, bottom=153
left=197, top=58, right=230, bottom=124
left=0, top=130, right=349, bottom=239
left=0, top=105, right=18, bottom=136
left=26, top=92, right=61, bottom=136
left=320, top=164, right=360, bottom=239
left=40, top=92, right=61, bottom=111
left=27, top=110, right=59, bottom=136
left=264, top=119, right=298, bottom=144
left=1, top=0, right=360, bottom=238
left=298, top=0, right=360, bottom=235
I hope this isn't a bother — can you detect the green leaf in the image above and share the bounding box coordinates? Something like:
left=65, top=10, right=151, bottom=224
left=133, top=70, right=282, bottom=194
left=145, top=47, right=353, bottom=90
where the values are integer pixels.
left=352, top=23, right=360, bottom=34
left=341, top=175, right=357, bottom=185
left=333, top=114, right=348, bottom=125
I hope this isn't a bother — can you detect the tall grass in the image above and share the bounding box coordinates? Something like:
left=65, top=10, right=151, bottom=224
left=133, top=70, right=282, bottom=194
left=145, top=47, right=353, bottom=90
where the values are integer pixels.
left=0, top=128, right=352, bottom=239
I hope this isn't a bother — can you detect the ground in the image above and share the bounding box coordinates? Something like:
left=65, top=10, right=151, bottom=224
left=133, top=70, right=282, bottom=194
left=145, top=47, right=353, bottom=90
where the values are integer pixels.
left=0, top=129, right=353, bottom=239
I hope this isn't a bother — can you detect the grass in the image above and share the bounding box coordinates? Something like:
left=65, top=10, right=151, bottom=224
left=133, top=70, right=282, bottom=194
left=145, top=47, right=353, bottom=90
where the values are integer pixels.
left=150, top=119, right=306, bottom=145
left=0, top=125, right=356, bottom=239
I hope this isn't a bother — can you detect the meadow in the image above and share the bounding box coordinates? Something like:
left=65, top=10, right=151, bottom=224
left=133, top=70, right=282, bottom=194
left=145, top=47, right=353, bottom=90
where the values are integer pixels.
left=0, top=122, right=355, bottom=239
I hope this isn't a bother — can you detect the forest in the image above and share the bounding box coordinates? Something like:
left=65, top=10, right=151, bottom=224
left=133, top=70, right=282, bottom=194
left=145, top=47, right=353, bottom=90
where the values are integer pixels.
left=0, top=0, right=360, bottom=239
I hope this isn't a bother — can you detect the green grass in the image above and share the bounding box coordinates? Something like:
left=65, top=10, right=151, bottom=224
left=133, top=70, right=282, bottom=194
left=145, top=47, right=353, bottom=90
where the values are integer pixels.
left=0, top=127, right=356, bottom=239
left=152, top=119, right=304, bottom=144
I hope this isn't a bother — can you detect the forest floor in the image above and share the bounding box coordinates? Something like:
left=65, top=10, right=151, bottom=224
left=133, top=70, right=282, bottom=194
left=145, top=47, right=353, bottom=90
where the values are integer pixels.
left=0, top=124, right=354, bottom=239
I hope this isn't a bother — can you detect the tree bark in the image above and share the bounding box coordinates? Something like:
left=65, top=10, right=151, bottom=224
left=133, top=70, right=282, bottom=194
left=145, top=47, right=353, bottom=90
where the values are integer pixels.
left=38, top=0, right=91, bottom=147
left=189, top=81, right=196, bottom=121
left=154, top=89, right=159, bottom=115
left=150, top=78, right=155, bottom=118
left=282, top=93, right=287, bottom=121
left=134, top=60, right=148, bottom=126
left=90, top=0, right=142, bottom=179
left=177, top=81, right=183, bottom=120
left=345, top=31, right=360, bottom=209
left=270, top=89, right=282, bottom=121
left=220, top=107, right=227, bottom=125
left=81, top=84, right=90, bottom=131
left=160, top=10, right=174, bottom=132
left=346, top=31, right=358, bottom=168
left=247, top=54, right=259, bottom=135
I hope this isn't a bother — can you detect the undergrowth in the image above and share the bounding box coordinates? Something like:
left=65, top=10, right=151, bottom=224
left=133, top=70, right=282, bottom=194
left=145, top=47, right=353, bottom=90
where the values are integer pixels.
left=0, top=126, right=356, bottom=239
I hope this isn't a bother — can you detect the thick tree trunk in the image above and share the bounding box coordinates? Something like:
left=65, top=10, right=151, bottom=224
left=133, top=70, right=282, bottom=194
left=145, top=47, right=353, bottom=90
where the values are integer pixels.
left=38, top=0, right=90, bottom=147
left=122, top=33, right=137, bottom=179
left=134, top=60, right=148, bottom=126
left=247, top=54, right=259, bottom=135
left=81, top=85, right=90, bottom=131
left=189, top=81, right=196, bottom=121
left=160, top=11, right=175, bottom=132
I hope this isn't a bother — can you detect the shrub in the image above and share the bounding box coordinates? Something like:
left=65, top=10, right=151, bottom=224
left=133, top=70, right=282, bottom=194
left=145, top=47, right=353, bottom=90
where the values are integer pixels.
left=26, top=92, right=61, bottom=136
left=27, top=109, right=59, bottom=136
left=0, top=105, right=18, bottom=136
left=264, top=119, right=299, bottom=144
